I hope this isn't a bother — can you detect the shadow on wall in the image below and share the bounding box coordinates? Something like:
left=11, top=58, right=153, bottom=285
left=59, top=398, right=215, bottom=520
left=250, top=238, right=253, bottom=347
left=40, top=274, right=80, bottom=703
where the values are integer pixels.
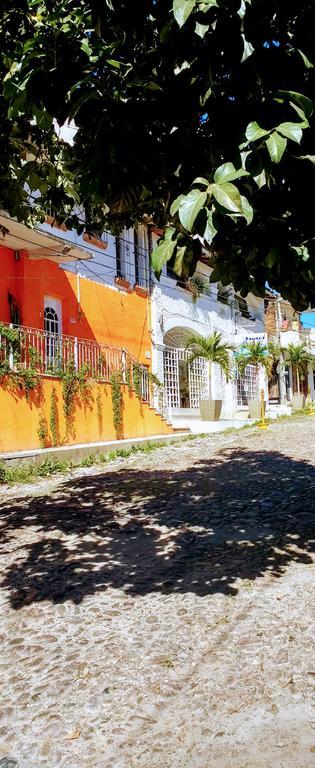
left=0, top=447, right=314, bottom=609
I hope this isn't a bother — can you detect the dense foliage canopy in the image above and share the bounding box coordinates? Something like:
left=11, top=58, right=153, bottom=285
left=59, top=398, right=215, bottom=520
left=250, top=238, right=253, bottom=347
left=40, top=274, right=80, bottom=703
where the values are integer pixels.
left=0, top=1, right=315, bottom=307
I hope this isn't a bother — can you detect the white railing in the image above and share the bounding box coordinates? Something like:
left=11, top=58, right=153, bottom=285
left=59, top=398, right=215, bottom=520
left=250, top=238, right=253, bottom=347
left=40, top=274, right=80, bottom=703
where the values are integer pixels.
left=0, top=322, right=165, bottom=415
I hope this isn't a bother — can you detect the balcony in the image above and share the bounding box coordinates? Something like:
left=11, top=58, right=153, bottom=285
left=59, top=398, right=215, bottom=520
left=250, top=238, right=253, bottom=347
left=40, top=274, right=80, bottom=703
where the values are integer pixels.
left=0, top=322, right=162, bottom=410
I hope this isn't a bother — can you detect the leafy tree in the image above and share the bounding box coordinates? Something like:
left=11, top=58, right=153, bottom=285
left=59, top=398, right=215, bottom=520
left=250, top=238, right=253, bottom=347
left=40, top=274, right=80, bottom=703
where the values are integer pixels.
left=267, top=339, right=282, bottom=365
left=0, top=1, right=315, bottom=307
left=185, top=331, right=233, bottom=380
left=235, top=340, right=272, bottom=394
left=285, top=342, right=312, bottom=394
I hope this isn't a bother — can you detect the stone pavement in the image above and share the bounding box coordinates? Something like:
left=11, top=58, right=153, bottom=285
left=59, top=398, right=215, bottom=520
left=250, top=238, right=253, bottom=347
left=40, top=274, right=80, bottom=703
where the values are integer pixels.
left=0, top=417, right=314, bottom=768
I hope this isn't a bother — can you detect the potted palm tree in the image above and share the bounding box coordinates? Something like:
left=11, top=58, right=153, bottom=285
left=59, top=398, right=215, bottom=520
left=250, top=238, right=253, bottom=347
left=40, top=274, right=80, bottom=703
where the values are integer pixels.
left=235, top=340, right=272, bottom=418
left=185, top=331, right=233, bottom=420
left=285, top=342, right=311, bottom=409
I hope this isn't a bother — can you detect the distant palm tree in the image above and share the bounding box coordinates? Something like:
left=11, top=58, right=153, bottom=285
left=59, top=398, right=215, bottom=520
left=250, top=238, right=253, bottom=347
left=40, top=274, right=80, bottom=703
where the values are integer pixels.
left=235, top=340, right=272, bottom=397
left=267, top=339, right=281, bottom=364
left=285, top=343, right=311, bottom=394
left=185, top=331, right=234, bottom=381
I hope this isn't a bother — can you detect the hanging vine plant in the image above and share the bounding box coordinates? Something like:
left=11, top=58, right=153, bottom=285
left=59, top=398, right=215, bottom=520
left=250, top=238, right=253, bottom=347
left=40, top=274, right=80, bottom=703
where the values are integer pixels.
left=110, top=371, right=123, bottom=439
left=0, top=327, right=40, bottom=397
left=49, top=386, right=59, bottom=446
left=132, top=363, right=142, bottom=399
left=125, top=358, right=133, bottom=394
left=96, top=390, right=103, bottom=438
left=61, top=360, right=90, bottom=434
left=37, top=412, right=50, bottom=449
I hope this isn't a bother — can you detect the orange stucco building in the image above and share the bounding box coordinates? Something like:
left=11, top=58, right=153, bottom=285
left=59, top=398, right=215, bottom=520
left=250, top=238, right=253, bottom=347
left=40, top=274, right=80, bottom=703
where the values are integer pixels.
left=0, top=244, right=152, bottom=361
left=0, top=226, right=171, bottom=453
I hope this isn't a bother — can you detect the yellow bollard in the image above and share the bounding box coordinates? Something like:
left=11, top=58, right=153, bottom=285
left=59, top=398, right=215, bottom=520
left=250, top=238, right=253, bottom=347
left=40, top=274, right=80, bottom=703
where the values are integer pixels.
left=306, top=385, right=315, bottom=416
left=258, top=388, right=268, bottom=429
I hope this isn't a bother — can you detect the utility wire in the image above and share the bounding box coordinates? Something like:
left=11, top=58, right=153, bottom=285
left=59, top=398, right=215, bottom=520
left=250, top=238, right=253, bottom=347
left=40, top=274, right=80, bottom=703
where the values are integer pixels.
left=1, top=225, right=313, bottom=326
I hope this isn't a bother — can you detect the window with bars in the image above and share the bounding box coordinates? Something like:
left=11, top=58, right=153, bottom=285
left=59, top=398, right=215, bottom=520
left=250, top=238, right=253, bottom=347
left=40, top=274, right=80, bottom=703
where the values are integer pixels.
left=236, top=364, right=257, bottom=406
left=44, top=306, right=60, bottom=367
left=116, top=228, right=150, bottom=287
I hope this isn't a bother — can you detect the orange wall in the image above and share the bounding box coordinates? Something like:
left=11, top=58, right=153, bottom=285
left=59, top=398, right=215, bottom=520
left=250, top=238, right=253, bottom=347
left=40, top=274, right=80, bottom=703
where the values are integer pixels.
left=0, top=247, right=151, bottom=365
left=0, top=378, right=172, bottom=453
left=0, top=246, right=24, bottom=324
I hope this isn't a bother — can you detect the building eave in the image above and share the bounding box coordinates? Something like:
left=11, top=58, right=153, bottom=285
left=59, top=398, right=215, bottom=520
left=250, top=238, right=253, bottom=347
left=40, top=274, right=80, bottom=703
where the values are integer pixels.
left=0, top=213, right=92, bottom=263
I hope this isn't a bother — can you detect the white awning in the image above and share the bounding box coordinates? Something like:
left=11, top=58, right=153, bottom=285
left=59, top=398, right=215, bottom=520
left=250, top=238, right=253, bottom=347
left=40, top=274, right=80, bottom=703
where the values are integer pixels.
left=0, top=213, right=92, bottom=263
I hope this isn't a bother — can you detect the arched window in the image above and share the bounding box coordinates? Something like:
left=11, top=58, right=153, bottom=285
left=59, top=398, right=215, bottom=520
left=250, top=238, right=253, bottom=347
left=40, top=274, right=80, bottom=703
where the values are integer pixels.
left=44, top=306, right=60, bottom=368
left=44, top=306, right=59, bottom=336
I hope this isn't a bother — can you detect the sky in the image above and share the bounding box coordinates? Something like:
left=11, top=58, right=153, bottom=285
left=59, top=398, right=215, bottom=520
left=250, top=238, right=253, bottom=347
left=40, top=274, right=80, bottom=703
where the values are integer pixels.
left=300, top=311, right=315, bottom=328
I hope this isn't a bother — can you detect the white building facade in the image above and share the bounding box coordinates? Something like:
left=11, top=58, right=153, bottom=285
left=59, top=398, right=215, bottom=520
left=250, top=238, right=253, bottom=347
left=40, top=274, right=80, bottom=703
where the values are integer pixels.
left=150, top=256, right=268, bottom=430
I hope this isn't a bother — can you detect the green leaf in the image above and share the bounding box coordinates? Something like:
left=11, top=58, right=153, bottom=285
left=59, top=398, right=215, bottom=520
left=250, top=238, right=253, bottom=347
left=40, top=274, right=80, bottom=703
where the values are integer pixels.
left=253, top=169, right=267, bottom=188
left=203, top=209, right=217, bottom=244
left=265, top=247, right=279, bottom=268
left=173, top=245, right=187, bottom=275
left=195, top=22, right=209, bottom=38
left=106, top=59, right=121, bottom=69
left=277, top=91, right=314, bottom=119
left=240, top=195, right=253, bottom=225
left=170, top=194, right=186, bottom=216
left=297, top=155, right=315, bottom=165
left=178, top=189, right=208, bottom=230
left=289, top=101, right=309, bottom=125
left=266, top=132, right=287, bottom=163
left=151, top=228, right=177, bottom=275
left=214, top=162, right=249, bottom=184
left=197, top=0, right=218, bottom=10
left=241, top=34, right=254, bottom=63
left=291, top=245, right=311, bottom=261
left=192, top=176, right=209, bottom=186
left=200, top=86, right=212, bottom=107
left=276, top=122, right=303, bottom=144
left=211, top=182, right=243, bottom=213
left=297, top=49, right=314, bottom=69
left=145, top=81, right=163, bottom=91
left=81, top=40, right=92, bottom=56
left=173, top=0, right=196, bottom=28
left=245, top=121, right=269, bottom=142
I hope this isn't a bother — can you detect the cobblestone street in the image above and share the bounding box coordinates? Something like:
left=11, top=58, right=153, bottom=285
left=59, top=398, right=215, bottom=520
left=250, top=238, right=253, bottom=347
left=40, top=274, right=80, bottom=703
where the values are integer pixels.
left=0, top=417, right=314, bottom=768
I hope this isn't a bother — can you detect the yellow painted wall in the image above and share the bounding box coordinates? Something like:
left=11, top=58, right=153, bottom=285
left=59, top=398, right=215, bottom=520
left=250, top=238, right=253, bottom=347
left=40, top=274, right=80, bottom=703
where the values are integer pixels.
left=0, top=377, right=172, bottom=454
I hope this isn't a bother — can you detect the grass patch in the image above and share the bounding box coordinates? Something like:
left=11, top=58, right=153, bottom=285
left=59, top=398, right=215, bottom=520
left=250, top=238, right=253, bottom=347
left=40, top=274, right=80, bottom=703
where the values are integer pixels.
left=1, top=457, right=69, bottom=485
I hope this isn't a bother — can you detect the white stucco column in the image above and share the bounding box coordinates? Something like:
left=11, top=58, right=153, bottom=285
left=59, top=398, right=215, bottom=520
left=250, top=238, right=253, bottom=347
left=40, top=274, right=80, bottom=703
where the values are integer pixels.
left=308, top=362, right=315, bottom=399
left=288, top=365, right=293, bottom=402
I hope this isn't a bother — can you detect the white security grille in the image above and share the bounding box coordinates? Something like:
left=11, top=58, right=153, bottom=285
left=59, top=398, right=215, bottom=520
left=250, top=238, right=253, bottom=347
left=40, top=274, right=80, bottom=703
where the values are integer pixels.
left=236, top=364, right=257, bottom=406
left=216, top=367, right=227, bottom=404
left=163, top=347, right=180, bottom=407
left=189, top=357, right=209, bottom=408
left=163, top=347, right=209, bottom=409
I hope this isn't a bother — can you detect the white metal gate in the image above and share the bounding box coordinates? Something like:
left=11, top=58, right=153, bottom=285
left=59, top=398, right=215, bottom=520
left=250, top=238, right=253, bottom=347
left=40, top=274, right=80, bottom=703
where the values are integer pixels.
left=189, top=357, right=209, bottom=408
left=236, top=364, right=257, bottom=406
left=163, top=347, right=209, bottom=409
left=163, top=347, right=180, bottom=408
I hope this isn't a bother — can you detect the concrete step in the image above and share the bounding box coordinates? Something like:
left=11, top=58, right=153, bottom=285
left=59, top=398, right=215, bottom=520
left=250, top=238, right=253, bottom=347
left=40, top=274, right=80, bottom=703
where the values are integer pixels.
left=0, top=432, right=191, bottom=467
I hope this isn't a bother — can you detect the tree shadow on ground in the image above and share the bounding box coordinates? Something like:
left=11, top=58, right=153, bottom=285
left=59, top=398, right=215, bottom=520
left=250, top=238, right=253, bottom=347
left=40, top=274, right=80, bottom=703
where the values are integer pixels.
left=0, top=446, right=314, bottom=608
